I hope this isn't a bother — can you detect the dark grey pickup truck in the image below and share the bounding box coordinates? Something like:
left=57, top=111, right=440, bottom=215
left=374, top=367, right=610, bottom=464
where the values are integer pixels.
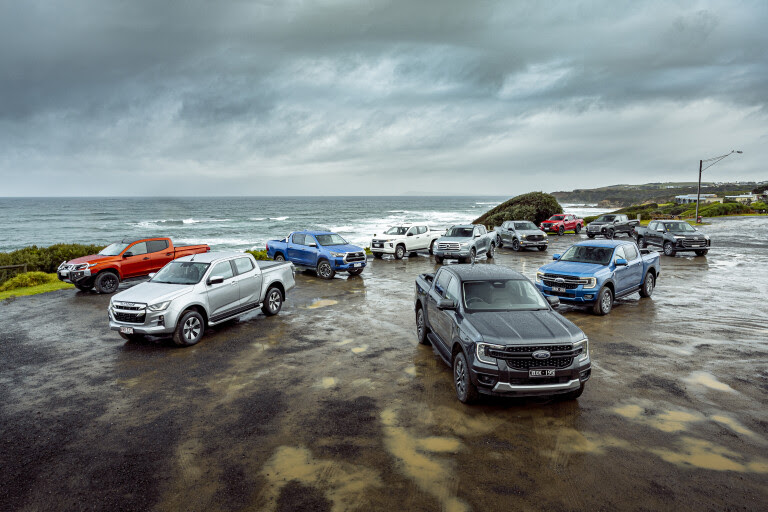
left=414, top=264, right=591, bottom=403
left=634, top=220, right=710, bottom=256
left=586, top=214, right=639, bottom=239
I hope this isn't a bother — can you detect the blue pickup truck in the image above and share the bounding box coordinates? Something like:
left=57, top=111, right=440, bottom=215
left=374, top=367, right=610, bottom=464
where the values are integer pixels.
left=535, top=240, right=660, bottom=315
left=266, top=231, right=367, bottom=279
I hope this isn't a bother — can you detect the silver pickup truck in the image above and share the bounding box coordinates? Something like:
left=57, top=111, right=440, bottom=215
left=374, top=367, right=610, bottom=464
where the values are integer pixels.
left=433, top=224, right=496, bottom=264
left=108, top=252, right=295, bottom=346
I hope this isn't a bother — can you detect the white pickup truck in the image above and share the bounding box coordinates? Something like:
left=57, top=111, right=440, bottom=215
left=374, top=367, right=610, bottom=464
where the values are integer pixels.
left=370, top=224, right=442, bottom=259
left=108, top=251, right=295, bottom=346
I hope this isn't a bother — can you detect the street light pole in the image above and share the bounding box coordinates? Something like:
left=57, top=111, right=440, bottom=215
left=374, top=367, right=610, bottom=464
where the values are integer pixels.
left=694, top=150, right=743, bottom=223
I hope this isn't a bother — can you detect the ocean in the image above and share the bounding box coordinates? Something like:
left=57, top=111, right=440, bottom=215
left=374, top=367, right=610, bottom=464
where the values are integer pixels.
left=0, top=197, right=612, bottom=253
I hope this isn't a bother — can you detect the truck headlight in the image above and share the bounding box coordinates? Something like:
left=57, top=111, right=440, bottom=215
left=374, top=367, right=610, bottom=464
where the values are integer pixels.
left=460, top=242, right=469, bottom=247
left=330, top=251, right=346, bottom=258
left=88, top=263, right=98, bottom=268
left=521, top=235, right=527, bottom=240
left=674, top=236, right=685, bottom=240
left=581, top=277, right=597, bottom=289
left=574, top=338, right=589, bottom=361
left=476, top=342, right=504, bottom=365
left=148, top=301, right=171, bottom=311
left=535, top=271, right=544, bottom=283
left=543, top=233, right=547, bottom=237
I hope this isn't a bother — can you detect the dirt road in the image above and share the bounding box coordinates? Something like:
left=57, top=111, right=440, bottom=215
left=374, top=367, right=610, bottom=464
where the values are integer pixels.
left=2, top=217, right=767, bottom=511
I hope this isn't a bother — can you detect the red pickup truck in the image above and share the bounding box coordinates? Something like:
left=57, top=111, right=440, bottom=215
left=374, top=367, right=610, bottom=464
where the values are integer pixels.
left=540, top=214, right=584, bottom=235
left=57, top=237, right=210, bottom=293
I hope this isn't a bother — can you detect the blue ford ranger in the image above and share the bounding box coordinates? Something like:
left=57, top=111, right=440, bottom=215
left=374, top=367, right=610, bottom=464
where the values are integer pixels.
left=266, top=231, right=366, bottom=279
left=415, top=265, right=590, bottom=403
left=535, top=240, right=660, bottom=315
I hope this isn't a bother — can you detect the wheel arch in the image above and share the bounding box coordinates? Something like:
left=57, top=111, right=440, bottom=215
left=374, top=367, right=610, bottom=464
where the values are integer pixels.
left=179, top=304, right=208, bottom=327
left=264, top=279, right=285, bottom=297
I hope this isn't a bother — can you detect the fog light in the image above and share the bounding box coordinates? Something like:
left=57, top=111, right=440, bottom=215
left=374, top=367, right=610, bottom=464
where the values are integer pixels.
left=476, top=374, right=497, bottom=386
left=580, top=369, right=591, bottom=381
left=584, top=294, right=594, bottom=299
left=158, top=315, right=165, bottom=326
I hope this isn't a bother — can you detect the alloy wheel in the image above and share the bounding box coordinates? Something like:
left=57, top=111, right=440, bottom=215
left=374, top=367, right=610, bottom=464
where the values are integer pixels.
left=184, top=316, right=201, bottom=342
left=454, top=358, right=467, bottom=397
left=268, top=290, right=281, bottom=312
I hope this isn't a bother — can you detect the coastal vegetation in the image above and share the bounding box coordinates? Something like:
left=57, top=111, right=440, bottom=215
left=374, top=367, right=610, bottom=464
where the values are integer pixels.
left=583, top=201, right=760, bottom=224
left=0, top=272, right=73, bottom=300
left=0, top=243, right=103, bottom=278
left=246, top=249, right=270, bottom=260
left=474, top=192, right=562, bottom=227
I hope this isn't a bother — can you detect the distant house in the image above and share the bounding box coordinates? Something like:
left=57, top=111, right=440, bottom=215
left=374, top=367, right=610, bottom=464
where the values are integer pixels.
left=675, top=194, right=718, bottom=204
left=724, top=194, right=759, bottom=204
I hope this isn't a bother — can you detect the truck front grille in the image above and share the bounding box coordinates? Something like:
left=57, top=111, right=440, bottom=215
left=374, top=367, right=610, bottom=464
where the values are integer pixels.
left=345, top=252, right=366, bottom=262
left=681, top=239, right=708, bottom=248
left=438, top=242, right=461, bottom=251
left=526, top=235, right=544, bottom=241
left=542, top=274, right=586, bottom=289
left=113, top=311, right=145, bottom=324
left=486, top=344, right=578, bottom=369
left=507, top=358, right=574, bottom=369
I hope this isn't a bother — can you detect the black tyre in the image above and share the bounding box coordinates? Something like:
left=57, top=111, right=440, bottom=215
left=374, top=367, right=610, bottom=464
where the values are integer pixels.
left=274, top=253, right=285, bottom=262
left=394, top=245, right=406, bottom=260
left=497, top=239, right=504, bottom=248
left=639, top=271, right=655, bottom=298
left=317, top=260, right=335, bottom=279
left=558, top=226, right=564, bottom=236
left=562, top=383, right=585, bottom=400
left=429, top=240, right=436, bottom=255
left=606, top=228, right=615, bottom=240
left=75, top=283, right=93, bottom=292
left=469, top=247, right=476, bottom=262
left=119, top=332, right=145, bottom=342
left=373, top=252, right=383, bottom=259
left=416, top=307, right=429, bottom=345
left=348, top=268, right=363, bottom=276
left=435, top=255, right=444, bottom=264
left=261, top=286, right=283, bottom=316
left=538, top=245, right=547, bottom=251
left=173, top=310, right=205, bottom=346
left=511, top=238, right=521, bottom=251
left=592, top=287, right=613, bottom=315
left=638, top=236, right=648, bottom=248
left=695, top=250, right=708, bottom=256
left=587, top=233, right=595, bottom=239
left=575, top=224, right=582, bottom=234
left=453, top=351, right=479, bottom=404
left=486, top=243, right=495, bottom=259
left=663, top=241, right=676, bottom=257
left=95, top=271, right=120, bottom=294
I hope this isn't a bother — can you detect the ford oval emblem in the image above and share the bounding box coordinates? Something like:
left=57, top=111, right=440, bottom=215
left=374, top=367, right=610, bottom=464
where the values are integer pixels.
left=555, top=278, right=565, bottom=284
left=532, top=350, right=551, bottom=360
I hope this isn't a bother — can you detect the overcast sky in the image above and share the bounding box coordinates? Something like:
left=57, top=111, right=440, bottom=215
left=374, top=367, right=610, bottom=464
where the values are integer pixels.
left=1, top=0, right=766, bottom=196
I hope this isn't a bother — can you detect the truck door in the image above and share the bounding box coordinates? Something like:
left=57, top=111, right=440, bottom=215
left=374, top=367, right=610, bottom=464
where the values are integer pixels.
left=613, top=246, right=633, bottom=293
left=304, top=235, right=320, bottom=266
left=287, top=233, right=305, bottom=264
left=426, top=269, right=452, bottom=349
left=121, top=241, right=150, bottom=277
left=206, top=260, right=240, bottom=318
left=416, top=226, right=428, bottom=250
left=622, top=244, right=643, bottom=289
left=406, top=226, right=418, bottom=250
left=233, top=256, right=262, bottom=307
left=647, top=222, right=661, bottom=246
left=147, top=239, right=171, bottom=272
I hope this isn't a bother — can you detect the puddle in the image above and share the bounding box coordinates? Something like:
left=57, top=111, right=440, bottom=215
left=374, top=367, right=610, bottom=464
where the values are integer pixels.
left=308, top=299, right=338, bottom=309
left=351, top=345, right=368, bottom=354
left=320, top=377, right=337, bottom=388
left=404, top=366, right=417, bottom=376
left=684, top=371, right=736, bottom=393
left=650, top=437, right=768, bottom=473
left=711, top=415, right=757, bottom=438
left=336, top=339, right=354, bottom=346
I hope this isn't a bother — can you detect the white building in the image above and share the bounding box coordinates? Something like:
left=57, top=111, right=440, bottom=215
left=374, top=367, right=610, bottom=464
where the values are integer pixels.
left=675, top=194, right=718, bottom=204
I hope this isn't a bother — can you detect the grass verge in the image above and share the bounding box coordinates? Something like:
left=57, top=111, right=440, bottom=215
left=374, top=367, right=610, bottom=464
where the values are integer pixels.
left=0, top=280, right=74, bottom=300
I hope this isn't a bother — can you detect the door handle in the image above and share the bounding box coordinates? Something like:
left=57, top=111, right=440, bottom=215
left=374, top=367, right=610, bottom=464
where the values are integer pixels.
left=166, top=253, right=172, bottom=256
left=143, top=257, right=150, bottom=260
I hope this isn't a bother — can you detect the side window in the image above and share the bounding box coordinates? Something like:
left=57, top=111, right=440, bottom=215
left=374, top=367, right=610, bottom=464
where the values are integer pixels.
left=624, top=245, right=639, bottom=261
left=434, top=270, right=452, bottom=297
left=127, top=242, right=147, bottom=255
left=417, top=226, right=427, bottom=234
left=614, top=246, right=627, bottom=261
left=407, top=227, right=417, bottom=236
left=473, top=227, right=480, bottom=237
left=648, top=222, right=656, bottom=231
left=479, top=226, right=486, bottom=234
left=444, top=276, right=460, bottom=303
left=210, top=260, right=235, bottom=280
left=147, top=239, right=169, bottom=253
left=233, top=257, right=255, bottom=275
left=503, top=221, right=511, bottom=229
left=292, top=233, right=305, bottom=245
left=305, top=235, right=317, bottom=247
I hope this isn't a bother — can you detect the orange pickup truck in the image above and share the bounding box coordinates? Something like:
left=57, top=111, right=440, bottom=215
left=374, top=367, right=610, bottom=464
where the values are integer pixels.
left=57, top=237, right=210, bottom=294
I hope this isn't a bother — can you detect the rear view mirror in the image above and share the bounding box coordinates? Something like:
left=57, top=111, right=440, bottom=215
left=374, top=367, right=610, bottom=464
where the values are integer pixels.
left=552, top=254, right=561, bottom=260
left=123, top=252, right=134, bottom=258
left=207, top=275, right=224, bottom=285
left=546, top=295, right=560, bottom=308
left=437, top=298, right=457, bottom=310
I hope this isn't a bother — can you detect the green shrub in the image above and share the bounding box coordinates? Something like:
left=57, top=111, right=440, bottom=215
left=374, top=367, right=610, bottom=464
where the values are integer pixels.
left=750, top=201, right=767, bottom=211
left=246, top=249, right=270, bottom=261
left=363, top=247, right=372, bottom=255
left=697, top=202, right=751, bottom=217
left=0, top=272, right=58, bottom=292
left=474, top=192, right=562, bottom=227
left=0, top=243, right=105, bottom=276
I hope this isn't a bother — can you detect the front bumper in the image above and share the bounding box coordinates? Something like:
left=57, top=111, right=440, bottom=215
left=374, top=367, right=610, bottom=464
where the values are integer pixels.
left=58, top=268, right=95, bottom=286
left=434, top=249, right=471, bottom=259
left=470, top=356, right=591, bottom=397
left=331, top=259, right=367, bottom=272
left=517, top=238, right=548, bottom=247
left=673, top=239, right=711, bottom=251
left=108, top=304, right=177, bottom=336
left=535, top=282, right=599, bottom=304
left=540, top=224, right=562, bottom=232
left=371, top=241, right=396, bottom=254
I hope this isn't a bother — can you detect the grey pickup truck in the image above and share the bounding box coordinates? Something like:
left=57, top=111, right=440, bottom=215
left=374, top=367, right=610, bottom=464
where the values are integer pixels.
left=108, top=251, right=295, bottom=346
left=433, top=224, right=496, bottom=264
left=494, top=220, right=548, bottom=251
left=586, top=214, right=639, bottom=239
left=634, top=220, right=710, bottom=256
left=414, top=264, right=591, bottom=403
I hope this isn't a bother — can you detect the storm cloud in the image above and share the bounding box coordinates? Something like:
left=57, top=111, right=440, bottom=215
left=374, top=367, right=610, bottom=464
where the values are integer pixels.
left=1, top=0, right=766, bottom=196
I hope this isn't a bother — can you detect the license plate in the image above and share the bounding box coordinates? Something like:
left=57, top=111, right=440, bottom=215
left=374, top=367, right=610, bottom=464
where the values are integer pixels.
left=553, top=286, right=566, bottom=293
left=120, top=327, right=134, bottom=335
left=59, top=270, right=69, bottom=276
left=353, top=263, right=363, bottom=268
left=373, top=243, right=382, bottom=248
left=529, top=369, right=555, bottom=377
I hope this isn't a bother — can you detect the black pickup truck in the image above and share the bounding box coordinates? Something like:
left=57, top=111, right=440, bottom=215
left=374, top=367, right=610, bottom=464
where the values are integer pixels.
left=634, top=220, right=710, bottom=256
left=586, top=214, right=639, bottom=239
left=414, top=264, right=591, bottom=403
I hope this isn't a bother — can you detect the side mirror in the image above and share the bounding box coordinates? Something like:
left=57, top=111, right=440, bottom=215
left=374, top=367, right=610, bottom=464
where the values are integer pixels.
left=437, top=298, right=457, bottom=310
left=474, top=233, right=481, bottom=238
left=123, top=252, right=134, bottom=258
left=148, top=273, right=156, bottom=279
left=207, top=275, right=224, bottom=285
left=308, top=242, right=317, bottom=248
left=546, top=295, right=560, bottom=308
left=615, top=258, right=628, bottom=266
left=552, top=254, right=561, bottom=260
left=656, top=227, right=664, bottom=232
left=407, top=232, right=414, bottom=237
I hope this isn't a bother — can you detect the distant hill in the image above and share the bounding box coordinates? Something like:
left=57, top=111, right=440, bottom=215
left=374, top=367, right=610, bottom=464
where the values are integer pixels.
left=552, top=182, right=765, bottom=208
left=473, top=192, right=561, bottom=227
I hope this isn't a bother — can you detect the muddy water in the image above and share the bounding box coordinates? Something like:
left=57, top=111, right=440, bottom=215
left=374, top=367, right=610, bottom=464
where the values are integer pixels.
left=1, top=217, right=767, bottom=511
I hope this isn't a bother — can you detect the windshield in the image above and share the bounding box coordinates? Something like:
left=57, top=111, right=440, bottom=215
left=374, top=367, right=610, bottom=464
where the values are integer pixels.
left=548, top=215, right=565, bottom=221
left=316, top=234, right=348, bottom=246
left=151, top=261, right=210, bottom=285
left=99, top=242, right=130, bottom=256
left=596, top=215, right=616, bottom=222
left=665, top=222, right=695, bottom=232
left=463, top=279, right=549, bottom=311
left=559, top=245, right=614, bottom=265
left=514, top=222, right=537, bottom=230
left=385, top=226, right=408, bottom=235
left=446, top=227, right=473, bottom=238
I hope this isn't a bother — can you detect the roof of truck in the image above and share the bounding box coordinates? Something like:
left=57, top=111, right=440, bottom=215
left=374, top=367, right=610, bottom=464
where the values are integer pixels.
left=443, top=264, right=526, bottom=281
left=294, top=230, right=336, bottom=235
left=174, top=251, right=247, bottom=263
left=572, top=240, right=632, bottom=248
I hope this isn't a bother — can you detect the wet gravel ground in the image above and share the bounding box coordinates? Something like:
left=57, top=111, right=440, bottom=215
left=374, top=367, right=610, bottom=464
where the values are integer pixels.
left=1, top=216, right=767, bottom=511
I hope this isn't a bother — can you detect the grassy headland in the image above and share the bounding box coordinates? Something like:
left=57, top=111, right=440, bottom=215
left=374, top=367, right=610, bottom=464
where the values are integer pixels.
left=0, top=272, right=73, bottom=300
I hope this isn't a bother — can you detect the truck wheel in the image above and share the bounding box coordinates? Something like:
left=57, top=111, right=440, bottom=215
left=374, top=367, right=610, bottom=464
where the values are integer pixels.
left=637, top=236, right=647, bottom=248
left=592, top=287, right=613, bottom=315
left=394, top=245, right=406, bottom=260
left=95, top=271, right=120, bottom=294
left=575, top=224, right=581, bottom=234
left=465, top=248, right=476, bottom=263
left=261, top=286, right=283, bottom=316
left=119, top=332, right=146, bottom=342
left=416, top=307, right=429, bottom=345
left=606, top=228, right=615, bottom=239
left=695, top=250, right=708, bottom=256
left=429, top=240, right=436, bottom=254
left=373, top=252, right=383, bottom=259
left=317, top=260, right=335, bottom=279
left=486, top=243, right=495, bottom=259
left=348, top=268, right=363, bottom=276
left=639, top=271, right=655, bottom=298
left=435, top=255, right=444, bottom=264
left=496, top=237, right=504, bottom=248
left=587, top=233, right=595, bottom=239
left=173, top=310, right=205, bottom=346
left=538, top=245, right=547, bottom=251
left=663, top=242, right=676, bottom=257
left=511, top=239, right=520, bottom=251
left=453, top=351, right=479, bottom=404
left=558, top=226, right=564, bottom=236
left=563, top=383, right=585, bottom=400
left=75, top=284, right=94, bottom=292
left=274, top=253, right=285, bottom=262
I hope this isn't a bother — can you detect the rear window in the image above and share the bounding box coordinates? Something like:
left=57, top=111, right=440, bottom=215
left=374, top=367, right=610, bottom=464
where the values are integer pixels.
left=147, top=239, right=169, bottom=253
left=233, top=257, right=254, bottom=275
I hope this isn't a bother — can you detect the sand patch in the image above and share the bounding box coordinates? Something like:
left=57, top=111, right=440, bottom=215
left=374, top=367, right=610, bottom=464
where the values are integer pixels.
left=650, top=437, right=768, bottom=473
left=308, top=299, right=338, bottom=309
left=320, top=377, right=337, bottom=389
left=351, top=345, right=368, bottom=354
left=684, top=371, right=736, bottom=393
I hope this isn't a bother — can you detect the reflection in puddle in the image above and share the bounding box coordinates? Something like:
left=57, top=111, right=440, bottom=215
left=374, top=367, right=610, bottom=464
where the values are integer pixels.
left=651, top=437, right=768, bottom=473
left=308, top=299, right=338, bottom=309
left=684, top=371, right=736, bottom=393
